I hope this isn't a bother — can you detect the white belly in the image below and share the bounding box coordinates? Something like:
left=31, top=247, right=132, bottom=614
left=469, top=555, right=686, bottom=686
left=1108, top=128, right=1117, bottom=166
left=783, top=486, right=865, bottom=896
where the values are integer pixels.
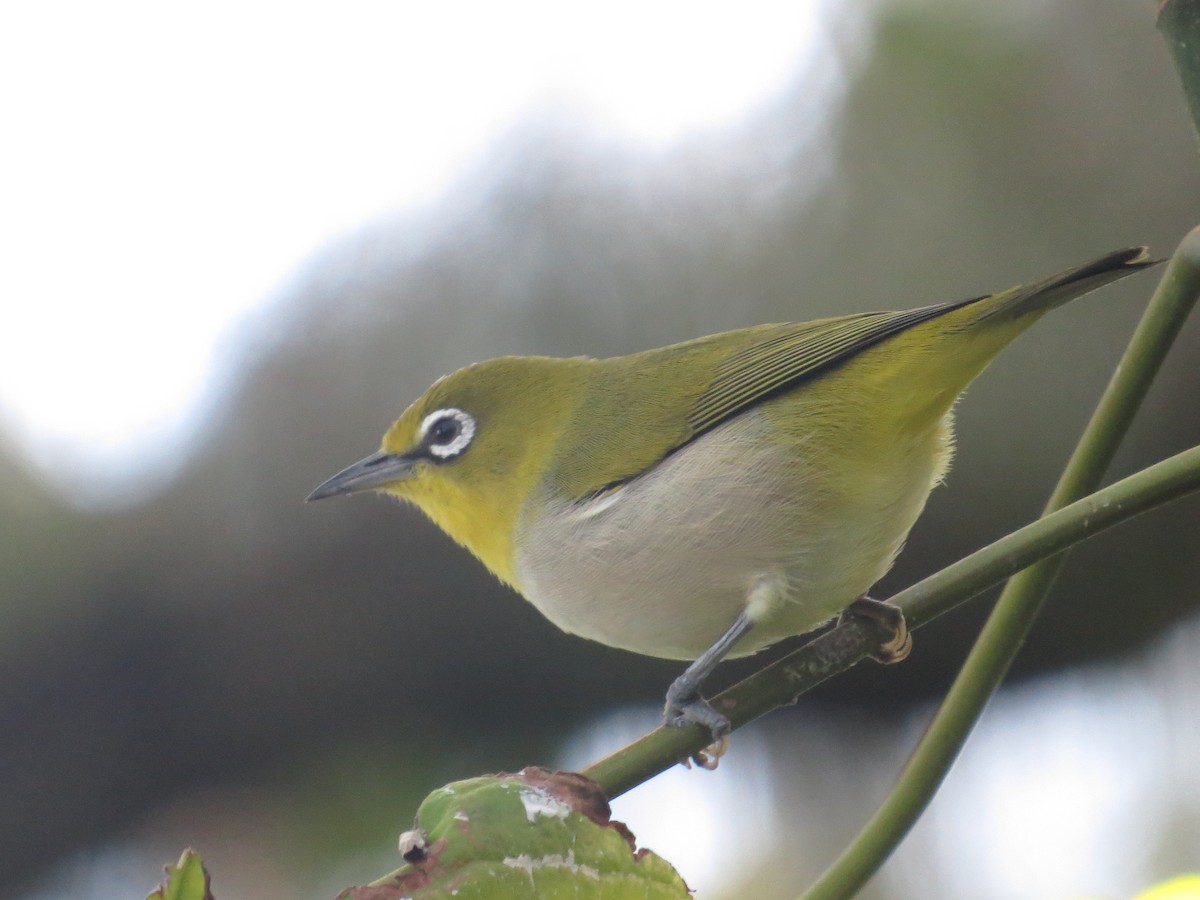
left=513, top=408, right=948, bottom=661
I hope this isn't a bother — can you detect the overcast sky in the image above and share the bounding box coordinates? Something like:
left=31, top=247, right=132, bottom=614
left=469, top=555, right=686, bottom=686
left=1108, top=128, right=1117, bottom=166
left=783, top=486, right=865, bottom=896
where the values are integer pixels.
left=0, top=0, right=827, bottom=502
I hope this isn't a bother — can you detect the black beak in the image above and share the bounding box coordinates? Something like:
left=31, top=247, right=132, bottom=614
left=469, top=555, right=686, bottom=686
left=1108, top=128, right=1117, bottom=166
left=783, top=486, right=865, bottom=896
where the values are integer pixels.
left=306, top=451, right=415, bottom=501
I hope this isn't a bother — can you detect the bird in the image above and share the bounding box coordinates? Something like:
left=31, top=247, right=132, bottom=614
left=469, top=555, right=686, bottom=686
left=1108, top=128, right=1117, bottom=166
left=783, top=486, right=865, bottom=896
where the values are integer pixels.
left=308, top=247, right=1154, bottom=745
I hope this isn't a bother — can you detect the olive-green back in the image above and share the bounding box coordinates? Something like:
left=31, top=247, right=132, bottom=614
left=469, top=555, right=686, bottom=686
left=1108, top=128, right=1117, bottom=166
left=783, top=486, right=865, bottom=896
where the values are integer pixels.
left=548, top=247, right=1152, bottom=499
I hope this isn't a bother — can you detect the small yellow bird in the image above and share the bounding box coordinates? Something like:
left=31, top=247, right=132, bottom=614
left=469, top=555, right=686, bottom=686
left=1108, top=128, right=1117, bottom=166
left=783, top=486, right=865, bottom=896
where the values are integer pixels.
left=309, top=248, right=1153, bottom=740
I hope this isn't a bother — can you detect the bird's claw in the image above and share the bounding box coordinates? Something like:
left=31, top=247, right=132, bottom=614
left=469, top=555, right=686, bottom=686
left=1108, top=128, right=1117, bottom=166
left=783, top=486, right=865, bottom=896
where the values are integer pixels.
left=664, top=681, right=732, bottom=768
left=840, top=595, right=912, bottom=664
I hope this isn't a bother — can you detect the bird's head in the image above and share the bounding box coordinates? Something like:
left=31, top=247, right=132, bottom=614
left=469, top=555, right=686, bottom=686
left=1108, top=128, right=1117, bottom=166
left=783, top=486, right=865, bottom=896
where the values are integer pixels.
left=307, top=355, right=590, bottom=586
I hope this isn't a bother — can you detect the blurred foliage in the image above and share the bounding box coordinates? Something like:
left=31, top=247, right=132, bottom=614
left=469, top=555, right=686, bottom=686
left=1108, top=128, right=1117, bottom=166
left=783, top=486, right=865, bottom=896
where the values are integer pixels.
left=2, top=1, right=1199, bottom=897
left=1135, top=874, right=1200, bottom=900
left=146, top=849, right=211, bottom=900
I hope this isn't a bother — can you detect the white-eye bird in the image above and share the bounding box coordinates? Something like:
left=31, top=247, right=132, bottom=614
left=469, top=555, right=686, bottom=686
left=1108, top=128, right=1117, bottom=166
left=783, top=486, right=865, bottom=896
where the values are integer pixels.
left=309, top=247, right=1154, bottom=740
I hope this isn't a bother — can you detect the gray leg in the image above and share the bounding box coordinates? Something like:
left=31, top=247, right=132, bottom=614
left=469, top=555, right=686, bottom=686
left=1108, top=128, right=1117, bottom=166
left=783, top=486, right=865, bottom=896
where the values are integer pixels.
left=663, top=610, right=753, bottom=740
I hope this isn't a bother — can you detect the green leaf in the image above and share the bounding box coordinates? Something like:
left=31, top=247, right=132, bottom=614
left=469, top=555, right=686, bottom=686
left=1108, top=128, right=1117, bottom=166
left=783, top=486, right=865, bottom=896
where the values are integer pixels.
left=147, top=848, right=213, bottom=900
left=339, top=768, right=689, bottom=899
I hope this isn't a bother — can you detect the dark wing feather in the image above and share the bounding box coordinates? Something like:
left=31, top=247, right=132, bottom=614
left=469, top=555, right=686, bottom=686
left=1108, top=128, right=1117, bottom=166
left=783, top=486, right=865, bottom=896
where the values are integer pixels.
left=685, top=300, right=977, bottom=437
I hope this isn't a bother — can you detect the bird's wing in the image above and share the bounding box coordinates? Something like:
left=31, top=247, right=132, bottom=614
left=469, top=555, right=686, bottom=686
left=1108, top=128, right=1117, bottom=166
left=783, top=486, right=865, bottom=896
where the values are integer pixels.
left=686, top=246, right=1155, bottom=440
left=552, top=300, right=980, bottom=501
left=684, top=301, right=973, bottom=439
left=553, top=247, right=1153, bottom=501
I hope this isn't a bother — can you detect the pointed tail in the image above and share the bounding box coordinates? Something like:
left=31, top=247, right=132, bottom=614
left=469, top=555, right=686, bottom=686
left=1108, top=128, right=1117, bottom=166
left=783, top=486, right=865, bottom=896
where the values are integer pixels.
left=969, top=247, right=1158, bottom=326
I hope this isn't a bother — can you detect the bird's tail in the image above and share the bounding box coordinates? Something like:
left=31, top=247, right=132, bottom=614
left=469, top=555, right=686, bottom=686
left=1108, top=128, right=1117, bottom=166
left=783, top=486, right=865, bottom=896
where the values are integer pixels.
left=882, top=246, right=1159, bottom=422
left=967, top=246, right=1157, bottom=326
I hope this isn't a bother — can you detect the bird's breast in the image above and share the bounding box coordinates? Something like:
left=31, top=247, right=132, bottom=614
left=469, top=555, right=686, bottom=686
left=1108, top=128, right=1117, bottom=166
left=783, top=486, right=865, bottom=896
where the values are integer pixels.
left=512, top=406, right=950, bottom=661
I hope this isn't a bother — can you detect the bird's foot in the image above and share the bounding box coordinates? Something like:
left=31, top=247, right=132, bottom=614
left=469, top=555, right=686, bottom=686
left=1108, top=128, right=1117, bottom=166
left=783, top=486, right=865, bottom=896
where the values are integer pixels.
left=664, top=675, right=731, bottom=769
left=839, top=595, right=912, bottom=664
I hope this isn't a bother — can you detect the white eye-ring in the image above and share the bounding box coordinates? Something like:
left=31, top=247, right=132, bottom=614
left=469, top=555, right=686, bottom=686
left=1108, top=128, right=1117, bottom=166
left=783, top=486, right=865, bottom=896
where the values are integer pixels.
left=419, top=408, right=476, bottom=459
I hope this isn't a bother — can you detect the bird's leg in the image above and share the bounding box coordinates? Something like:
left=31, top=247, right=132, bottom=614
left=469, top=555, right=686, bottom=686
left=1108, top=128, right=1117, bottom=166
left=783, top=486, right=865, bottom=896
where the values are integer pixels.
left=838, top=595, right=912, bottom=664
left=663, top=610, right=753, bottom=752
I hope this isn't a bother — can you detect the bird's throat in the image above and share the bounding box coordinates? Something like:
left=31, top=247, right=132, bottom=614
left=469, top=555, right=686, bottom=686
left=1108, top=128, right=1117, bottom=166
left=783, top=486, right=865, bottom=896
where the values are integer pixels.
left=400, top=480, right=521, bottom=589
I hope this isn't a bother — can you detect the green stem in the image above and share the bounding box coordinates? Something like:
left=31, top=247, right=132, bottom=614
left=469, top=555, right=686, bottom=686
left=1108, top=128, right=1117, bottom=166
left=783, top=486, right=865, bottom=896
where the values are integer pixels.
left=584, top=445, right=1200, bottom=798
left=798, top=230, right=1200, bottom=900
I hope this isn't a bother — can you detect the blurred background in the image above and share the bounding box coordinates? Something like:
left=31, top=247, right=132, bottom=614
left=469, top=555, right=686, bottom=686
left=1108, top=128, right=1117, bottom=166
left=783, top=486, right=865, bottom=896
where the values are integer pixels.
left=2, top=0, right=1199, bottom=897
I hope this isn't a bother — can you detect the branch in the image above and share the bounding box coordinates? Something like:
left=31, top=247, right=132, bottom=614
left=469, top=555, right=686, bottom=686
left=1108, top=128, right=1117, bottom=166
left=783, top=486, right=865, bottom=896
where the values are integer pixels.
left=584, top=448, right=1200, bottom=799
left=586, top=229, right=1200, bottom=799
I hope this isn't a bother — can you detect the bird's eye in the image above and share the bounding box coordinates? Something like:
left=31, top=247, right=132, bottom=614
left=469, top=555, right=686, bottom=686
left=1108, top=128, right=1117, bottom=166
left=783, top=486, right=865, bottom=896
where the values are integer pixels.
left=429, top=417, right=460, bottom=444
left=419, top=408, right=476, bottom=459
